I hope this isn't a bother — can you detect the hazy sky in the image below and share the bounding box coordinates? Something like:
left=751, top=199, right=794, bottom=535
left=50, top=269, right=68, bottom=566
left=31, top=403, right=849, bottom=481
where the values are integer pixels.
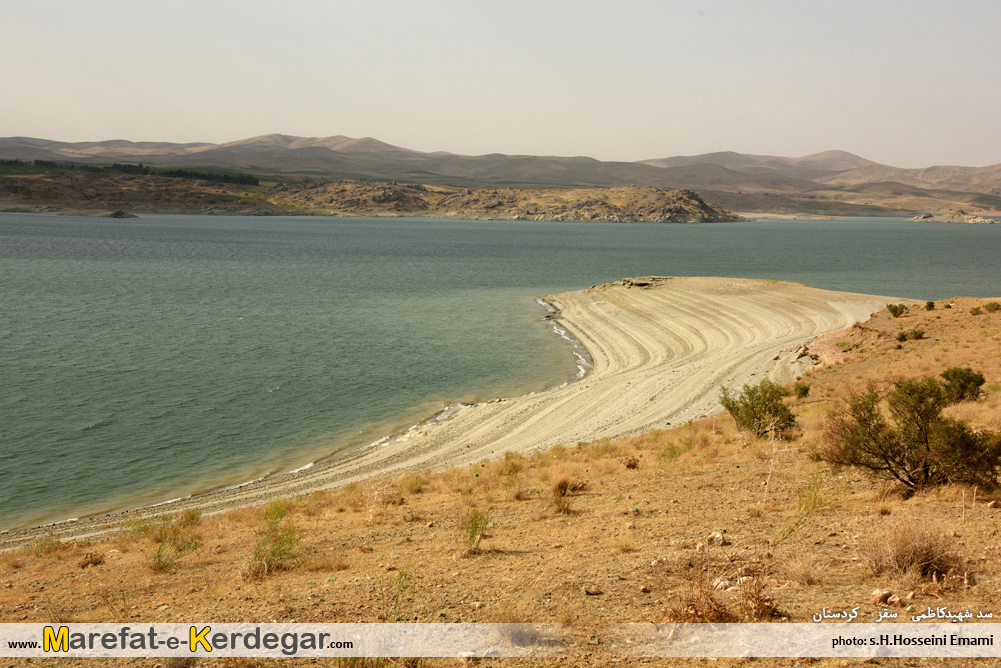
left=2, top=1, right=999, bottom=167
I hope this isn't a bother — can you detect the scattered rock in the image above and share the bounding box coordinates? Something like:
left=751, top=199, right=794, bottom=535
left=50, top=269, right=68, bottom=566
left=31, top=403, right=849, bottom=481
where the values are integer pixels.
left=385, top=565, right=397, bottom=572
left=639, top=585, right=651, bottom=593
left=706, top=531, right=730, bottom=546
left=870, top=589, right=893, bottom=605
left=472, top=602, right=485, bottom=610
left=713, top=578, right=734, bottom=591
left=988, top=500, right=999, bottom=509
left=887, top=595, right=902, bottom=607
left=583, top=585, right=603, bottom=596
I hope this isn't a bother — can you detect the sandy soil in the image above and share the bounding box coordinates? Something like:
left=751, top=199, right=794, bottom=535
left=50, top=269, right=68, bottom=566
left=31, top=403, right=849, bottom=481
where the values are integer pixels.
left=0, top=277, right=897, bottom=549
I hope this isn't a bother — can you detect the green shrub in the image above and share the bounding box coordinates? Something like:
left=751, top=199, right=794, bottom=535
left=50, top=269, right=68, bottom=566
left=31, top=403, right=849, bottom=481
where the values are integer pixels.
left=244, top=501, right=301, bottom=580
left=897, top=329, right=925, bottom=342
left=793, top=382, right=811, bottom=399
left=719, top=378, right=797, bottom=436
left=986, top=302, right=1001, bottom=313
left=971, top=307, right=983, bottom=316
left=940, top=367, right=986, bottom=403
left=821, top=378, right=1001, bottom=490
left=925, top=301, right=935, bottom=311
left=886, top=304, right=908, bottom=318
left=944, top=303, right=953, bottom=309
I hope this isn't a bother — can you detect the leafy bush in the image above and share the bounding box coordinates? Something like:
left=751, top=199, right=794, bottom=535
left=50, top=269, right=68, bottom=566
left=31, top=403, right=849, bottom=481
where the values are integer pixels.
left=940, top=367, right=986, bottom=402
left=986, top=302, right=1001, bottom=313
left=793, top=382, right=811, bottom=399
left=821, top=379, right=1001, bottom=490
left=719, top=378, right=797, bottom=436
left=971, top=307, right=983, bottom=316
left=925, top=301, right=935, bottom=311
left=886, top=304, right=908, bottom=318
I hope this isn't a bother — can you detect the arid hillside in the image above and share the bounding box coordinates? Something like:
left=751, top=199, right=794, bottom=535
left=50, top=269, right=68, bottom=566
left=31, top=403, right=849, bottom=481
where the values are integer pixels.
left=0, top=172, right=741, bottom=222
left=3, top=294, right=1001, bottom=668
left=3, top=135, right=1000, bottom=216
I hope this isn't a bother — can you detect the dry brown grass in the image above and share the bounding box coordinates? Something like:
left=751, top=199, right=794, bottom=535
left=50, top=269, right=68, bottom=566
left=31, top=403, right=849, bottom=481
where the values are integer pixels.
left=853, top=520, right=965, bottom=578
left=306, top=551, right=350, bottom=572
left=0, top=550, right=25, bottom=571
left=782, top=554, right=825, bottom=586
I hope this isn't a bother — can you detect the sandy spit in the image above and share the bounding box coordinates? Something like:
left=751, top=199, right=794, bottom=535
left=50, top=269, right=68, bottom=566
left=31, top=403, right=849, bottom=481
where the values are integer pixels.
left=0, top=276, right=897, bottom=548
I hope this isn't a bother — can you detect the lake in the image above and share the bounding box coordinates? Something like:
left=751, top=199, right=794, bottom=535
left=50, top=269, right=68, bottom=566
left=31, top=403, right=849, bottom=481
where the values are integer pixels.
left=1, top=213, right=999, bottom=530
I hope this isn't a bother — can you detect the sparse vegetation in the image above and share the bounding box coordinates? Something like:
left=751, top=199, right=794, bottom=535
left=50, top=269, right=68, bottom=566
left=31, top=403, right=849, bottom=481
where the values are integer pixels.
left=793, top=382, right=810, bottom=399
left=243, top=498, right=301, bottom=580
left=971, top=307, right=983, bottom=316
left=886, top=303, right=908, bottom=318
left=853, top=522, right=964, bottom=578
left=941, top=367, right=986, bottom=402
left=719, top=378, right=797, bottom=436
left=986, top=302, right=1001, bottom=313
left=925, top=301, right=935, bottom=311
left=457, top=508, right=490, bottom=554
left=32, top=535, right=62, bottom=555
left=149, top=521, right=202, bottom=573
left=775, top=471, right=837, bottom=543
left=821, top=377, right=1001, bottom=490
left=3, top=291, right=1000, bottom=639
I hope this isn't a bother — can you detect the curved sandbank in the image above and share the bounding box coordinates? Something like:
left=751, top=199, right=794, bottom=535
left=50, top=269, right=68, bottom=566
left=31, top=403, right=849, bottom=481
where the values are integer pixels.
left=0, top=277, right=898, bottom=548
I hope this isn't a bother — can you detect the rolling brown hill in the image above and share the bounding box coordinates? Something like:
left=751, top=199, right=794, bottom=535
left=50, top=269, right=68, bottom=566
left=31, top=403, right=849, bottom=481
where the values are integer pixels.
left=2, top=134, right=999, bottom=215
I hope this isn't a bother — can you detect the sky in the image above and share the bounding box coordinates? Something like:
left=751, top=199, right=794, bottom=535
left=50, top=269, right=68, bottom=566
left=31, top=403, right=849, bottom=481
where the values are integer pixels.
left=2, top=1, right=999, bottom=167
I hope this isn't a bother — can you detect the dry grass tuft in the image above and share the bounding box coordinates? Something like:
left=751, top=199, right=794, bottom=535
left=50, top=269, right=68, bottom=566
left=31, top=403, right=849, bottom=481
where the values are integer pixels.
left=306, top=552, right=350, bottom=572
left=853, top=521, right=965, bottom=578
left=662, top=558, right=735, bottom=623
left=783, top=555, right=824, bottom=586
left=0, top=550, right=25, bottom=571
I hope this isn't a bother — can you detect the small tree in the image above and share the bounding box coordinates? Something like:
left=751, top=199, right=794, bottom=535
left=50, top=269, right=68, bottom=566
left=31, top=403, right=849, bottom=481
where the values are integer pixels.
left=940, top=367, right=986, bottom=403
left=719, top=378, right=796, bottom=437
left=886, top=304, right=908, bottom=318
left=821, top=379, right=1001, bottom=490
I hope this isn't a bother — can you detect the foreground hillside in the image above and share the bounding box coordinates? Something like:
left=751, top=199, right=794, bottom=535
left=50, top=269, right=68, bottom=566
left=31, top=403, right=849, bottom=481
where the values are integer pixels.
left=2, top=294, right=1000, bottom=667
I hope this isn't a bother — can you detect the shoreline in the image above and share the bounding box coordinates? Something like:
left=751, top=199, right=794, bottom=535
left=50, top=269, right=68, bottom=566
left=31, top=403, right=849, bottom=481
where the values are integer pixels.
left=0, top=276, right=900, bottom=550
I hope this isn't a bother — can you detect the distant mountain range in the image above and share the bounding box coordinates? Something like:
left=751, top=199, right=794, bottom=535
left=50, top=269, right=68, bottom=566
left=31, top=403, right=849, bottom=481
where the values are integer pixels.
left=2, top=134, right=999, bottom=213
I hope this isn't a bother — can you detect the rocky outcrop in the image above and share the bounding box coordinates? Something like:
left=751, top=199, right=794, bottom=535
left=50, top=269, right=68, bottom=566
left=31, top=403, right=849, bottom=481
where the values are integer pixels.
left=911, top=211, right=998, bottom=224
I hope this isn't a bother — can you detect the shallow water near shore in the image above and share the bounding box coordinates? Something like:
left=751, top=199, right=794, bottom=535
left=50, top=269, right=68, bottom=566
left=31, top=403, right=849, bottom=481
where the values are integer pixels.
left=2, top=213, right=999, bottom=530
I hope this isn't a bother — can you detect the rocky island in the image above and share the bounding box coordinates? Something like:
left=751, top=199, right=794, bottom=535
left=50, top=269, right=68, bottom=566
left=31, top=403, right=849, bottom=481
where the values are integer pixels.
left=0, top=170, right=742, bottom=222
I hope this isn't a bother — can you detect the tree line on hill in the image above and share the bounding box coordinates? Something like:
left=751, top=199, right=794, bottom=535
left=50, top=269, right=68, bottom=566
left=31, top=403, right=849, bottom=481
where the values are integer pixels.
left=0, top=159, right=258, bottom=186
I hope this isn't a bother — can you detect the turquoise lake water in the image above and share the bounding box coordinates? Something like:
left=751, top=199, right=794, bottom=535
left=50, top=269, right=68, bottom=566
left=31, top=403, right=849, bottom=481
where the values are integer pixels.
left=2, top=213, right=1000, bottom=530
